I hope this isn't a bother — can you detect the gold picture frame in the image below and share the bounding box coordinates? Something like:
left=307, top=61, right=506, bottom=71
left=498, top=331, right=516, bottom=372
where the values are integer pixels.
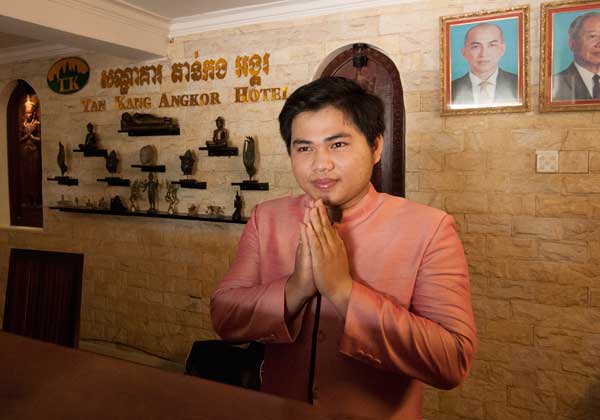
left=540, top=0, right=600, bottom=112
left=440, top=6, right=530, bottom=116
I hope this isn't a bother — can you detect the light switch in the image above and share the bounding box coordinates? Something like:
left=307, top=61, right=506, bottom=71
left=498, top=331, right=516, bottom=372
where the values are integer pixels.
left=536, top=150, right=559, bottom=173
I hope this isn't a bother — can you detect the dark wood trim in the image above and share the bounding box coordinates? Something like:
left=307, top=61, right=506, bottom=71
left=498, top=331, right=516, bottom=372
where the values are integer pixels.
left=321, top=46, right=406, bottom=197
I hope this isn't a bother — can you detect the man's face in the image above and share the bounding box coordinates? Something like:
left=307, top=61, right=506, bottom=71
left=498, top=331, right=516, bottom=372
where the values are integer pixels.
left=289, top=106, right=382, bottom=210
left=570, top=15, right=600, bottom=72
left=461, top=24, right=506, bottom=78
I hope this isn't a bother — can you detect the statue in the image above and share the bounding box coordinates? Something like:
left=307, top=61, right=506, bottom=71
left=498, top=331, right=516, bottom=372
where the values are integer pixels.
left=120, top=112, right=179, bottom=135
left=232, top=191, right=243, bottom=221
left=165, top=181, right=179, bottom=214
left=129, top=180, right=143, bottom=212
left=139, top=145, right=157, bottom=165
left=142, top=172, right=159, bottom=213
left=180, top=150, right=194, bottom=175
left=105, top=150, right=119, bottom=173
left=205, top=116, right=229, bottom=148
left=110, top=195, right=127, bottom=212
left=188, top=204, right=199, bottom=216
left=57, top=142, right=68, bottom=176
left=79, top=122, right=97, bottom=151
left=20, top=96, right=40, bottom=150
left=243, top=136, right=257, bottom=180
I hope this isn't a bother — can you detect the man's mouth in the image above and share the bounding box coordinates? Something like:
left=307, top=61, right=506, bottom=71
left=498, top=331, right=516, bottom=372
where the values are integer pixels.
left=311, top=178, right=338, bottom=190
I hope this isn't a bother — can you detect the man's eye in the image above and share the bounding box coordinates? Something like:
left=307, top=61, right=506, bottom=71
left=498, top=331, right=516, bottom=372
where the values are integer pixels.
left=331, top=142, right=346, bottom=149
left=296, top=146, right=311, bottom=152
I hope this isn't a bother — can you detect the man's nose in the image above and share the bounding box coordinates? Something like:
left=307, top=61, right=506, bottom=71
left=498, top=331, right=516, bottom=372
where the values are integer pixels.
left=312, top=148, right=334, bottom=172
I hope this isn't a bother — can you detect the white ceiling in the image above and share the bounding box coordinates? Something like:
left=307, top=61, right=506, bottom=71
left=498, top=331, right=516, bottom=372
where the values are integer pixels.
left=0, top=0, right=401, bottom=64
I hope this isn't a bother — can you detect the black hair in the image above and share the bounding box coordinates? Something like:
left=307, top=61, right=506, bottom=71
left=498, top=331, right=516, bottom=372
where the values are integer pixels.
left=278, top=76, right=385, bottom=153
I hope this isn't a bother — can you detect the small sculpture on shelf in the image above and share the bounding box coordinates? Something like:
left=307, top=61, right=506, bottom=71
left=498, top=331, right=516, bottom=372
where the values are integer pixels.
left=232, top=191, right=243, bottom=221
left=180, top=150, right=194, bottom=175
left=188, top=204, right=199, bottom=216
left=142, top=172, right=160, bottom=213
left=97, top=197, right=109, bottom=210
left=98, top=150, right=130, bottom=186
left=165, top=181, right=179, bottom=215
left=58, top=142, right=68, bottom=176
left=105, top=150, right=119, bottom=173
left=79, top=122, right=97, bottom=151
left=243, top=136, right=257, bottom=180
left=48, top=142, right=78, bottom=185
left=207, top=205, right=224, bottom=216
left=119, top=112, right=180, bottom=136
left=200, top=116, right=238, bottom=156
left=174, top=150, right=206, bottom=189
left=129, top=180, right=143, bottom=212
left=75, top=123, right=107, bottom=157
left=140, top=145, right=157, bottom=165
left=232, top=136, right=269, bottom=191
left=206, top=116, right=229, bottom=148
left=110, top=195, right=127, bottom=212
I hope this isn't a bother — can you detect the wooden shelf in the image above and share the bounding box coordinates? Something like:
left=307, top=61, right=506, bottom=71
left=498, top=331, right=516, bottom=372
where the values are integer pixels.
left=49, top=206, right=247, bottom=224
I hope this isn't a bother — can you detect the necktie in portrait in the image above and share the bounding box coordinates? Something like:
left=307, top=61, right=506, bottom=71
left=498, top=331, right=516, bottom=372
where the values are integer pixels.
left=593, top=74, right=600, bottom=100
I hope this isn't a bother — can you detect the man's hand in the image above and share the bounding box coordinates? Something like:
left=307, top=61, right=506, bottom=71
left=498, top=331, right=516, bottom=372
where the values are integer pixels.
left=285, top=214, right=317, bottom=320
left=305, top=199, right=352, bottom=320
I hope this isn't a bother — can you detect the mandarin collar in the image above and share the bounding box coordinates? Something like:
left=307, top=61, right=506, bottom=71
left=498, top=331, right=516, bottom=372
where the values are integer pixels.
left=299, top=183, right=382, bottom=226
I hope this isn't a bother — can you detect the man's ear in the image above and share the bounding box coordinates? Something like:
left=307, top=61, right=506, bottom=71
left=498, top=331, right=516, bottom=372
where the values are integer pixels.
left=372, top=135, right=383, bottom=165
left=568, top=37, right=575, bottom=52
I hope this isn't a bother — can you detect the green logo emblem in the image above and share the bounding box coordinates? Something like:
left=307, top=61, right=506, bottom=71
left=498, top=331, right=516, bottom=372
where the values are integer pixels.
left=47, top=57, right=90, bottom=95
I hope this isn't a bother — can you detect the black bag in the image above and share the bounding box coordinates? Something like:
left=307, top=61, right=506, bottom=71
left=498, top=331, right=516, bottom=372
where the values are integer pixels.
left=184, top=340, right=264, bottom=390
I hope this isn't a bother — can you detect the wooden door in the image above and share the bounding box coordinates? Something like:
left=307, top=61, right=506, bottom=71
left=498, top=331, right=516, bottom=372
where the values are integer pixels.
left=7, top=80, right=43, bottom=227
left=3, top=249, right=84, bottom=348
left=321, top=44, right=405, bottom=197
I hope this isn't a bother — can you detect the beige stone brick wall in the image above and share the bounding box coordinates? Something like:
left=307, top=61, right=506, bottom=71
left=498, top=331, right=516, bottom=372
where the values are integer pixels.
left=1, top=1, right=599, bottom=419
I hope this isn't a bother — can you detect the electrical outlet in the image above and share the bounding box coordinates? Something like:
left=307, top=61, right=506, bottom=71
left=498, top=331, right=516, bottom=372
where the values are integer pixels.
left=536, top=150, right=559, bottom=173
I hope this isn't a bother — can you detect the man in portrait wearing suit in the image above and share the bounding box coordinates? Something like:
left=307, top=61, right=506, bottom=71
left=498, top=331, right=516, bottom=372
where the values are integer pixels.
left=451, top=22, right=519, bottom=106
left=552, top=12, right=600, bottom=101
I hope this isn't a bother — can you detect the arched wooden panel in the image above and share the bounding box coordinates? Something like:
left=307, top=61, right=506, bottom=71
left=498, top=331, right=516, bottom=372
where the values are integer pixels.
left=320, top=45, right=405, bottom=197
left=6, top=80, right=43, bottom=227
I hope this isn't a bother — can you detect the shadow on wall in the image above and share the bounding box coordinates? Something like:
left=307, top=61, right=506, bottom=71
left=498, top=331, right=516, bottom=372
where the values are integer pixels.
left=571, top=377, right=600, bottom=419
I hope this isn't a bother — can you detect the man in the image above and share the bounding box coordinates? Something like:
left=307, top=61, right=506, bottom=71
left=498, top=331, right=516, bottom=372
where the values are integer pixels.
left=211, top=77, right=477, bottom=420
left=552, top=12, right=600, bottom=101
left=452, top=22, right=519, bottom=105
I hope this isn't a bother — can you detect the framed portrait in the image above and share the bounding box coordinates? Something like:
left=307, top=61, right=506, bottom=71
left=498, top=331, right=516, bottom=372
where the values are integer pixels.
left=540, top=0, right=600, bottom=112
left=440, top=6, right=530, bottom=116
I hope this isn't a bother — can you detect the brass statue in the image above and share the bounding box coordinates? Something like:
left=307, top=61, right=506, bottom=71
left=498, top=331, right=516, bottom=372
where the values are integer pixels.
left=129, top=180, right=143, bottom=212
left=142, top=172, right=159, bottom=213
left=205, top=116, right=229, bottom=148
left=165, top=181, right=179, bottom=214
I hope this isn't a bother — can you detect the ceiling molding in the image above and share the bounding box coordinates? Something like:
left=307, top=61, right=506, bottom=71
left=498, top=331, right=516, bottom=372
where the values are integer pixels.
left=0, top=42, right=85, bottom=65
left=49, top=0, right=170, bottom=33
left=169, top=0, right=411, bottom=37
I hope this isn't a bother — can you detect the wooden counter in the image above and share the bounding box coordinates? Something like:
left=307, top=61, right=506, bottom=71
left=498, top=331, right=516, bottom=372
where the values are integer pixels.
left=0, top=332, right=330, bottom=420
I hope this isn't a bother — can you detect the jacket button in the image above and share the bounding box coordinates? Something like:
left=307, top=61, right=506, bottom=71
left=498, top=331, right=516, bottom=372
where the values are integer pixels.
left=317, top=330, right=326, bottom=343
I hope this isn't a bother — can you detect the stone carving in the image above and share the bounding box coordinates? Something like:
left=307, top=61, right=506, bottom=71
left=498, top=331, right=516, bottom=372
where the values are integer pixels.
left=232, top=191, right=243, bottom=221
left=180, top=150, right=194, bottom=175
left=105, top=150, right=119, bottom=173
left=57, top=142, right=68, bottom=175
left=206, top=116, right=229, bottom=148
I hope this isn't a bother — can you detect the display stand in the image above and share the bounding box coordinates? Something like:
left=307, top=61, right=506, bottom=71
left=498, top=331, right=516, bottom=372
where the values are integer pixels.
left=231, top=180, right=269, bottom=191
left=47, top=176, right=78, bottom=186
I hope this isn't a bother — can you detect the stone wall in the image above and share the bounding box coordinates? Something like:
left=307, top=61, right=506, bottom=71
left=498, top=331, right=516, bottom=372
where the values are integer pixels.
left=1, top=1, right=599, bottom=419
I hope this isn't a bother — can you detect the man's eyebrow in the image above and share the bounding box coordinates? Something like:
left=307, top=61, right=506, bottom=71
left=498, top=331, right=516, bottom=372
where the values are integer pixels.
left=291, top=133, right=351, bottom=145
left=324, top=132, right=351, bottom=142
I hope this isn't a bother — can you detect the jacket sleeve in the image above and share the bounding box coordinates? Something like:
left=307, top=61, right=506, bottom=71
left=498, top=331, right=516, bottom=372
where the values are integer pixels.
left=339, top=214, right=477, bottom=389
left=210, top=205, right=305, bottom=344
